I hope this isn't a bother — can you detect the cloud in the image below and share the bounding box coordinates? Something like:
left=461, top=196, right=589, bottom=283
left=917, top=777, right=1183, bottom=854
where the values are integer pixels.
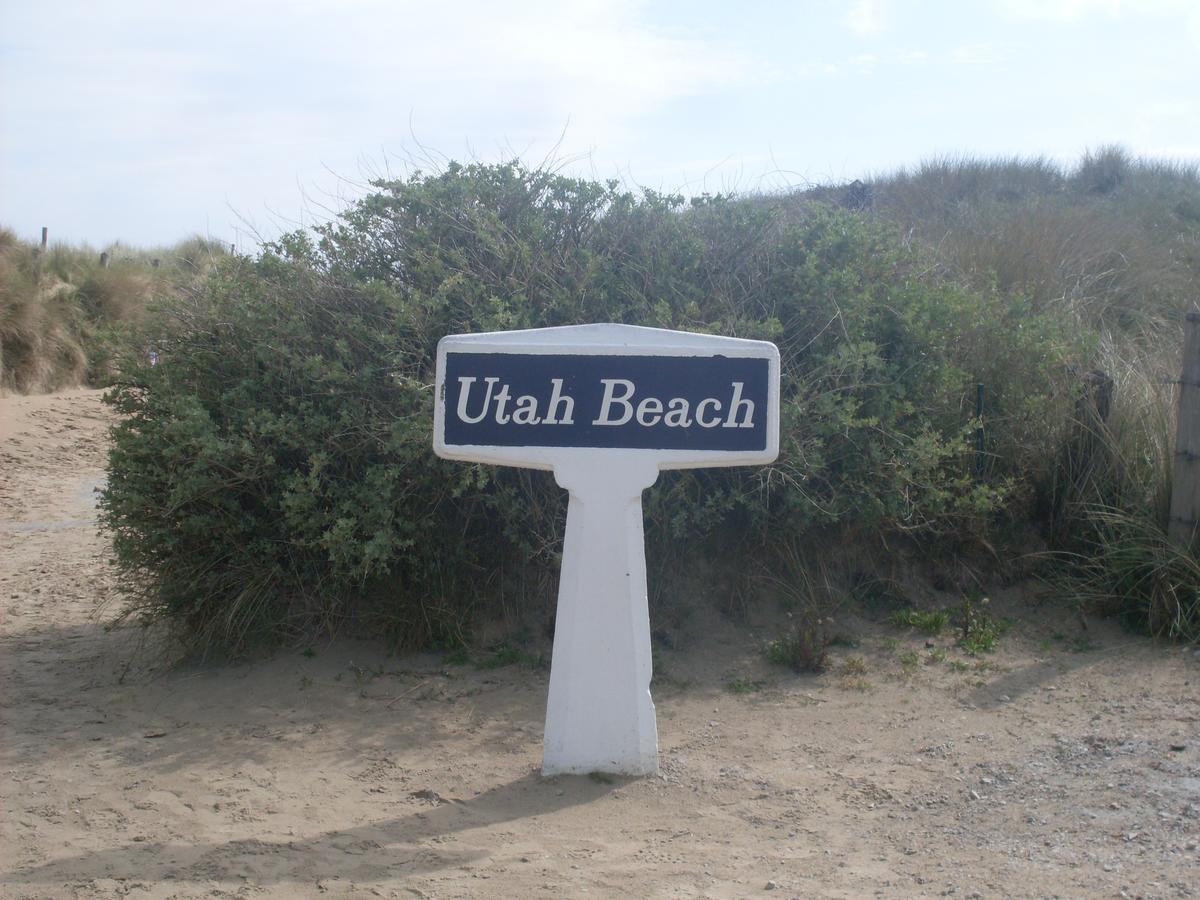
left=0, top=0, right=755, bottom=242
left=845, top=0, right=890, bottom=36
left=948, top=44, right=1004, bottom=65
left=838, top=48, right=933, bottom=72
left=994, top=0, right=1193, bottom=22
left=485, top=0, right=750, bottom=136
left=3, top=1, right=749, bottom=146
left=993, top=0, right=1200, bottom=48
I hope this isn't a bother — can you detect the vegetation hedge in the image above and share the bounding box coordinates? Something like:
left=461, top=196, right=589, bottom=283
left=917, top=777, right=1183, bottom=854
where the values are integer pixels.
left=101, top=161, right=1090, bottom=652
left=795, top=150, right=1200, bottom=642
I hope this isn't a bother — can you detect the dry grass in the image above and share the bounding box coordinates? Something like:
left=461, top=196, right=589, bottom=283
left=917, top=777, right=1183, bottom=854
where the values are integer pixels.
left=857, top=149, right=1200, bottom=330
left=0, top=229, right=226, bottom=393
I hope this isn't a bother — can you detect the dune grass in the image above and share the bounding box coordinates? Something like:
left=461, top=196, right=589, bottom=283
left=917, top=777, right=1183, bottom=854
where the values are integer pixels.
left=859, top=147, right=1200, bottom=330
left=0, top=229, right=226, bottom=393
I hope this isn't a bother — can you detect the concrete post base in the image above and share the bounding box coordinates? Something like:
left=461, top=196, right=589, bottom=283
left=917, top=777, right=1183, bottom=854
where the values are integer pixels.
left=542, top=455, right=660, bottom=776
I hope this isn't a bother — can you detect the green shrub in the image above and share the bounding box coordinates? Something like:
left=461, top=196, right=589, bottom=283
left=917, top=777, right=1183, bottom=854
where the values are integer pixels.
left=765, top=618, right=830, bottom=674
left=100, top=161, right=1079, bottom=653
left=101, top=260, right=531, bottom=649
left=725, top=677, right=765, bottom=694
left=889, top=608, right=950, bottom=636
left=956, top=594, right=1007, bottom=654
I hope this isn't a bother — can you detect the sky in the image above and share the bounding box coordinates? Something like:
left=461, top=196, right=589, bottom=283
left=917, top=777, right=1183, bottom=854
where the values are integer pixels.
left=2, top=0, right=1198, bottom=248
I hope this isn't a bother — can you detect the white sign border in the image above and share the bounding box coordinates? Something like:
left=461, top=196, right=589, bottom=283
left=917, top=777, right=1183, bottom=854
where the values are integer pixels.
left=433, top=323, right=781, bottom=471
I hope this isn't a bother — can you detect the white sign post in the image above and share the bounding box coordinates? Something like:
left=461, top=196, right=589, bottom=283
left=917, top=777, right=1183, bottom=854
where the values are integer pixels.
left=434, top=324, right=780, bottom=775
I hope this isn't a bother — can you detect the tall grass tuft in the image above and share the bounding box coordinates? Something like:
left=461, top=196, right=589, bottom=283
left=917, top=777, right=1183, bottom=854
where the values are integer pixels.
left=1059, top=506, right=1200, bottom=641
left=1042, top=333, right=1199, bottom=640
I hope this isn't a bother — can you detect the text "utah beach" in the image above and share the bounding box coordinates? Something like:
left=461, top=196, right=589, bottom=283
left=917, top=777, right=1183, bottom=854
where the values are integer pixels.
left=455, top=377, right=758, bottom=429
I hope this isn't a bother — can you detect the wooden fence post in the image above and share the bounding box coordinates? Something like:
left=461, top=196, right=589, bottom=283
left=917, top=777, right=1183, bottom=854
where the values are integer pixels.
left=1169, top=312, right=1200, bottom=549
left=40, top=227, right=48, bottom=251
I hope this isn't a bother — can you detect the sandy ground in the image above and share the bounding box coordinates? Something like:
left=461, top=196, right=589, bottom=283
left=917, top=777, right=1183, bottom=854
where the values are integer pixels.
left=1, top=389, right=1198, bottom=899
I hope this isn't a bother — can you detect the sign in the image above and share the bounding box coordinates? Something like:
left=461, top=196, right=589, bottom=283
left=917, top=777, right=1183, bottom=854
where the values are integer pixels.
left=434, top=323, right=780, bottom=775
left=441, top=352, right=769, bottom=451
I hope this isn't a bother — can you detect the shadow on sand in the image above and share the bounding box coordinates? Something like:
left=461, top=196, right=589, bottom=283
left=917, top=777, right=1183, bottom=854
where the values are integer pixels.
left=1, top=770, right=623, bottom=888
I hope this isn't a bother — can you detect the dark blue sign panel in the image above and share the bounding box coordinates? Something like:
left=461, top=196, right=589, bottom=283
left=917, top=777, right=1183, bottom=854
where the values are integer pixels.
left=442, top=352, right=770, bottom=451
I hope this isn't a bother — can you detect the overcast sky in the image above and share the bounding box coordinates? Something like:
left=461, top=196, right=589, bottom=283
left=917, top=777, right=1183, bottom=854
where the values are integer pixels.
left=3, top=0, right=1198, bottom=248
